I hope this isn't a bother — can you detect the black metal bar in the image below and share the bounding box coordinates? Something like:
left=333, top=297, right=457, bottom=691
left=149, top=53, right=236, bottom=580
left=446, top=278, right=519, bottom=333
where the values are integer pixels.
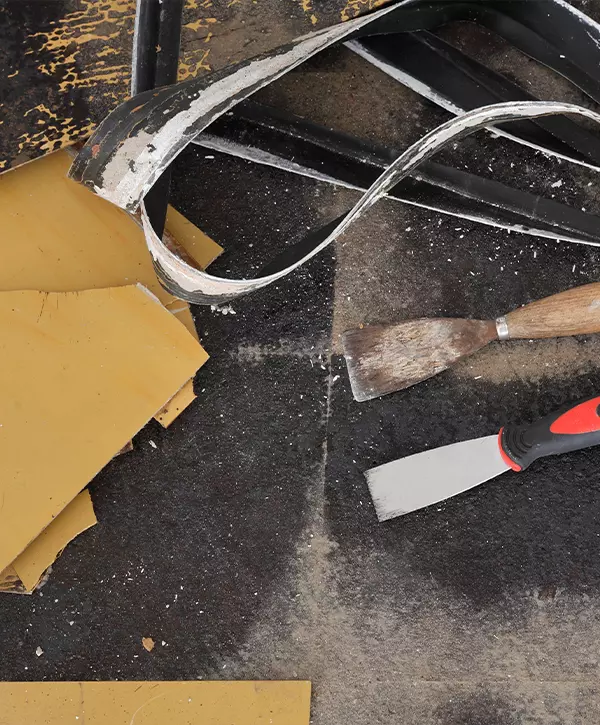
left=155, top=0, right=185, bottom=89
left=131, top=0, right=184, bottom=236
left=131, top=0, right=161, bottom=96
left=352, top=1, right=600, bottom=106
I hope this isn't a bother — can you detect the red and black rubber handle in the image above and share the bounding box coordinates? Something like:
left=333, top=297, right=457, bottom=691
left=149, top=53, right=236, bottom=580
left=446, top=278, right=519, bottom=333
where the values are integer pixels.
left=499, top=395, right=600, bottom=472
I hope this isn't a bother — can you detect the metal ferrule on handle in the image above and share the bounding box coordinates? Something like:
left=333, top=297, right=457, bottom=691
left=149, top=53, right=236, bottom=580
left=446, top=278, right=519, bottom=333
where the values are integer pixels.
left=495, top=316, right=509, bottom=341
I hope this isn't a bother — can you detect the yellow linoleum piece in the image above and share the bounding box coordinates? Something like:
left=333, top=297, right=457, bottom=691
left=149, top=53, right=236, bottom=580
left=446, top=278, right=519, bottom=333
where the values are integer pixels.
left=165, top=205, right=223, bottom=270
left=0, top=149, right=222, bottom=426
left=155, top=376, right=197, bottom=427
left=0, top=150, right=221, bottom=302
left=10, top=490, right=97, bottom=592
left=0, top=285, right=207, bottom=574
left=0, top=681, right=311, bottom=725
left=155, top=307, right=199, bottom=426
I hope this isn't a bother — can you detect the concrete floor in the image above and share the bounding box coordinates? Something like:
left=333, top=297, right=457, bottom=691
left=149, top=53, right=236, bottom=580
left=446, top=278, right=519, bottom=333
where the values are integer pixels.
left=4, top=2, right=600, bottom=723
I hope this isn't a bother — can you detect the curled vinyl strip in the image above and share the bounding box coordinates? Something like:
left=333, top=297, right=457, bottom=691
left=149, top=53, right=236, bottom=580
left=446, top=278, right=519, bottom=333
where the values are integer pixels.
left=141, top=101, right=600, bottom=304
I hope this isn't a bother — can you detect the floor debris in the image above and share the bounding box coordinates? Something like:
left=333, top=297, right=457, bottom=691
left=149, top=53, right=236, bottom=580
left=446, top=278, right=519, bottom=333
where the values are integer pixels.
left=141, top=637, right=155, bottom=652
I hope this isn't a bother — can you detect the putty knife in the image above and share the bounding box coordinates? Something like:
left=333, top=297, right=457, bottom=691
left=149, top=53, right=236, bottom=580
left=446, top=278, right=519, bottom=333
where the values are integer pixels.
left=366, top=395, right=600, bottom=521
left=343, top=282, right=600, bottom=401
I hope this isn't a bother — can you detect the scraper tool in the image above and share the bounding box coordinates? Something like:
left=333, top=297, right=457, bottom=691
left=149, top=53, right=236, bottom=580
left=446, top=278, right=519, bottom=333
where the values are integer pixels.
left=366, top=395, right=600, bottom=521
left=343, top=281, right=600, bottom=401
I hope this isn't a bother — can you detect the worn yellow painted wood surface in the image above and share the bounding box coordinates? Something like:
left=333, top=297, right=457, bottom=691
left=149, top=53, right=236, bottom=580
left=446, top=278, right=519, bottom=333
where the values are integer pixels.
left=0, top=149, right=221, bottom=426
left=0, top=681, right=311, bottom=724
left=0, top=285, right=207, bottom=574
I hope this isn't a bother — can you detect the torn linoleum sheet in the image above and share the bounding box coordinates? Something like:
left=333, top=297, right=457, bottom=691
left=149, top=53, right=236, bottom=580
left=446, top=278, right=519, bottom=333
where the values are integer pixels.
left=0, top=285, right=206, bottom=575
left=69, top=1, right=407, bottom=209
left=0, top=150, right=222, bottom=427
left=0, top=681, right=312, bottom=725
left=69, top=0, right=600, bottom=306
left=0, top=491, right=97, bottom=595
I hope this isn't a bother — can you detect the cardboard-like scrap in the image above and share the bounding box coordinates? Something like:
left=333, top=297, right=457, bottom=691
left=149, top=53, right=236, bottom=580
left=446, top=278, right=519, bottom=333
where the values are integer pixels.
left=0, top=566, right=21, bottom=593
left=0, top=681, right=312, bottom=724
left=0, top=149, right=222, bottom=427
left=0, top=491, right=97, bottom=594
left=0, top=285, right=207, bottom=575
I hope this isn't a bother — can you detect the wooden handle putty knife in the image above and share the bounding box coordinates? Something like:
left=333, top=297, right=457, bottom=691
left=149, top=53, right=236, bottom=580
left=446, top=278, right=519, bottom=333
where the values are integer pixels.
left=343, top=281, right=600, bottom=402
left=366, top=395, right=600, bottom=521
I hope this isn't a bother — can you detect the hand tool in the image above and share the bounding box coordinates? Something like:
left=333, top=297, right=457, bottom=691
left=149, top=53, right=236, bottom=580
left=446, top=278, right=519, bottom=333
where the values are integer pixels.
left=366, top=395, right=600, bottom=521
left=343, top=282, right=600, bottom=402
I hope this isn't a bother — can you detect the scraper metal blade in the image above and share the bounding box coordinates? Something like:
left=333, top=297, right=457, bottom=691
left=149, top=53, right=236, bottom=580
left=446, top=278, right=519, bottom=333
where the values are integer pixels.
left=366, top=435, right=510, bottom=521
left=366, top=394, right=600, bottom=522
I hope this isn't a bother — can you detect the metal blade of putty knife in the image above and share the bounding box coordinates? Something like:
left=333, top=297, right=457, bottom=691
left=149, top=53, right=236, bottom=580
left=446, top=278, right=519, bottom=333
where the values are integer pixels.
left=342, top=319, right=496, bottom=402
left=366, top=435, right=510, bottom=521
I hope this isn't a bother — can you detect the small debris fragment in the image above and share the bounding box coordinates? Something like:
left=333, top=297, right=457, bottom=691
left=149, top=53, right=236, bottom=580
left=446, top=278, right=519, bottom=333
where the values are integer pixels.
left=35, top=646, right=43, bottom=657
left=149, top=440, right=157, bottom=449
left=210, top=304, right=236, bottom=315
left=142, top=637, right=155, bottom=652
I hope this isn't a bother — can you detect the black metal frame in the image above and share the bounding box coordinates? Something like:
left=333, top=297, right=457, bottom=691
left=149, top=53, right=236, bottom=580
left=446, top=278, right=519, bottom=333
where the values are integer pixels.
left=131, top=0, right=184, bottom=236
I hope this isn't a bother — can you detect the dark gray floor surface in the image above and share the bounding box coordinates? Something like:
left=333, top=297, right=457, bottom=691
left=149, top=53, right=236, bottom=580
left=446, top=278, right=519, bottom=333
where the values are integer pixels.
left=4, top=2, right=600, bottom=723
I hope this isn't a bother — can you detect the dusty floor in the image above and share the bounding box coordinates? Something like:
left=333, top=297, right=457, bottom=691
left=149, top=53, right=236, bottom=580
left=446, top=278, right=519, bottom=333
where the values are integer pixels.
left=4, top=2, right=600, bottom=723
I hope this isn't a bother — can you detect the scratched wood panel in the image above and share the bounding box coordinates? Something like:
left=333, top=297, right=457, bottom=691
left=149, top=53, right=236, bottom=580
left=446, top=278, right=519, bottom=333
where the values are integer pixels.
left=0, top=0, right=375, bottom=174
